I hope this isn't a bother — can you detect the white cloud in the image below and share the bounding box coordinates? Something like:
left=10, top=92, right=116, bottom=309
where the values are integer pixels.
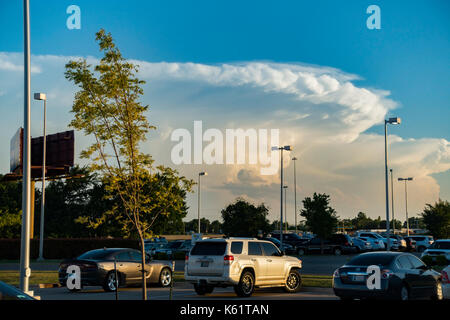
left=0, top=52, right=448, bottom=223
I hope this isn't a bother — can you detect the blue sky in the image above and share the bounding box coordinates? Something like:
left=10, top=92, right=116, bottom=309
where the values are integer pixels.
left=0, top=0, right=448, bottom=221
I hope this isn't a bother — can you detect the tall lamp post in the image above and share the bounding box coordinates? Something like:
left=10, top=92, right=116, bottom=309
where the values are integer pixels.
left=197, top=172, right=207, bottom=234
left=34, top=93, right=47, bottom=261
left=398, top=177, right=413, bottom=236
left=390, top=168, right=395, bottom=234
left=283, top=185, right=288, bottom=233
left=292, top=157, right=298, bottom=234
left=19, top=0, right=32, bottom=294
left=384, top=117, right=401, bottom=251
left=272, top=145, right=292, bottom=249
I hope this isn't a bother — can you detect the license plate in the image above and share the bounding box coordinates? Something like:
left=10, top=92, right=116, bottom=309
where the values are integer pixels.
left=352, top=275, right=364, bottom=282
left=201, top=261, right=209, bottom=267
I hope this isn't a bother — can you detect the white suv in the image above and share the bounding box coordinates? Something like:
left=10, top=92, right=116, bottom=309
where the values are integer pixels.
left=184, top=238, right=302, bottom=297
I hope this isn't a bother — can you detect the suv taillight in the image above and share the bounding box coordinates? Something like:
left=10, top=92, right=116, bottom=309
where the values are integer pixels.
left=185, top=254, right=189, bottom=261
left=224, top=255, right=234, bottom=264
left=442, top=271, right=449, bottom=284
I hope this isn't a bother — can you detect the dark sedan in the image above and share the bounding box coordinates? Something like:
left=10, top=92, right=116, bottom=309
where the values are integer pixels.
left=0, top=281, right=35, bottom=300
left=333, top=252, right=443, bottom=300
left=58, top=248, right=173, bottom=292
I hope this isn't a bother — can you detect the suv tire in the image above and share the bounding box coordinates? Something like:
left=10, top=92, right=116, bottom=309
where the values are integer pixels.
left=297, top=248, right=305, bottom=255
left=284, top=269, right=302, bottom=293
left=234, top=270, right=255, bottom=297
left=334, top=247, right=342, bottom=256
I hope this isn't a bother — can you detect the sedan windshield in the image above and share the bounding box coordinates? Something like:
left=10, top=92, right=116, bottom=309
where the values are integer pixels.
left=347, top=254, right=396, bottom=266
left=77, top=250, right=112, bottom=260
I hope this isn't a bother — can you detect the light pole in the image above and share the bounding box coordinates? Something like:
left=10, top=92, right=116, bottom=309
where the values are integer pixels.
left=197, top=172, right=207, bottom=234
left=292, top=157, right=298, bottom=234
left=398, top=177, right=413, bottom=236
left=283, top=185, right=288, bottom=233
left=390, top=168, right=395, bottom=234
left=384, top=117, right=401, bottom=251
left=19, top=0, right=32, bottom=294
left=272, top=145, right=292, bottom=249
left=34, top=93, right=47, bottom=261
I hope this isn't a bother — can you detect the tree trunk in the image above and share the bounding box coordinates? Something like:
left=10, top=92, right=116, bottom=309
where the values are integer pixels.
left=320, top=239, right=324, bottom=254
left=140, top=236, right=147, bottom=300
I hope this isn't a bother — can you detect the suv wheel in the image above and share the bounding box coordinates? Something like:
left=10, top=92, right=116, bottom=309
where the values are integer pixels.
left=334, top=247, right=342, bottom=256
left=284, top=269, right=302, bottom=293
left=234, top=271, right=255, bottom=297
left=297, top=248, right=305, bottom=255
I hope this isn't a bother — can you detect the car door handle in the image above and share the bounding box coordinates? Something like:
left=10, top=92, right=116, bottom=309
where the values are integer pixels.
left=266, top=259, right=272, bottom=262
left=251, top=259, right=257, bottom=262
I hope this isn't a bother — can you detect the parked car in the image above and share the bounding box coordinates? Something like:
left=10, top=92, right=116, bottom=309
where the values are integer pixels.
left=297, top=234, right=357, bottom=256
left=155, top=240, right=193, bottom=258
left=144, top=237, right=168, bottom=256
left=403, top=237, right=417, bottom=252
left=58, top=248, right=173, bottom=292
left=356, top=232, right=399, bottom=250
left=0, top=281, right=35, bottom=300
left=270, top=232, right=310, bottom=254
left=388, top=235, right=407, bottom=251
left=261, top=236, right=296, bottom=255
left=333, top=252, right=443, bottom=300
left=441, top=265, right=450, bottom=299
left=358, top=236, right=385, bottom=251
left=408, top=235, right=434, bottom=253
left=184, top=238, right=302, bottom=297
left=421, top=239, right=450, bottom=263
left=352, top=237, right=372, bottom=252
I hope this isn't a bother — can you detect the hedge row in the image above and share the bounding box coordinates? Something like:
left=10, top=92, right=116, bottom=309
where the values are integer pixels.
left=0, top=238, right=140, bottom=260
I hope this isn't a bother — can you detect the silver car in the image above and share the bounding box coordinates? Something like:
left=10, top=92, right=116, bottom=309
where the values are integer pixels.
left=185, top=238, right=302, bottom=297
left=59, top=248, right=173, bottom=292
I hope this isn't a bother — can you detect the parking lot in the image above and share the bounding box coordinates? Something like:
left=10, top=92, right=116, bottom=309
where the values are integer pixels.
left=33, top=281, right=337, bottom=300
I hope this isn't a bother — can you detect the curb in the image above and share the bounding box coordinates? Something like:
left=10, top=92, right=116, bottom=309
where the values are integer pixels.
left=38, top=283, right=61, bottom=288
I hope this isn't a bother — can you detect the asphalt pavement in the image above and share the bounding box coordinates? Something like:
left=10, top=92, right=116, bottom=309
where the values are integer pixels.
left=0, top=254, right=356, bottom=275
left=32, top=281, right=338, bottom=300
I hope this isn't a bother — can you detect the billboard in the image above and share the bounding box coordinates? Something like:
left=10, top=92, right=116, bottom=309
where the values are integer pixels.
left=8, top=128, right=75, bottom=179
left=10, top=128, right=23, bottom=174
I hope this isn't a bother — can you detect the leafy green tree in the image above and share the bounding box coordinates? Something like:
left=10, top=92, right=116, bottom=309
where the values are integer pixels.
left=300, top=193, right=338, bottom=253
left=0, top=175, right=21, bottom=238
left=65, top=29, right=193, bottom=299
left=183, top=218, right=212, bottom=234
left=421, top=200, right=450, bottom=239
left=221, top=199, right=271, bottom=237
left=210, top=220, right=222, bottom=234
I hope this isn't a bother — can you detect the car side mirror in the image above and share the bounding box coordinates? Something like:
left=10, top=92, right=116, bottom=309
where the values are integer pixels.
left=280, top=250, right=285, bottom=256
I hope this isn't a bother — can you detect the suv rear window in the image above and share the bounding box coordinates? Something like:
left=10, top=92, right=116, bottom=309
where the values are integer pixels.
left=432, top=241, right=450, bottom=249
left=190, top=242, right=227, bottom=256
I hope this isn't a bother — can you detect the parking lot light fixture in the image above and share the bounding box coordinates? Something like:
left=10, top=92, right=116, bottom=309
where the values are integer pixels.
left=34, top=93, right=47, bottom=261
left=384, top=117, right=401, bottom=251
left=292, top=157, right=298, bottom=234
left=398, top=177, right=413, bottom=236
left=197, top=172, right=207, bottom=233
left=272, top=146, right=292, bottom=248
